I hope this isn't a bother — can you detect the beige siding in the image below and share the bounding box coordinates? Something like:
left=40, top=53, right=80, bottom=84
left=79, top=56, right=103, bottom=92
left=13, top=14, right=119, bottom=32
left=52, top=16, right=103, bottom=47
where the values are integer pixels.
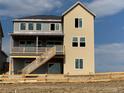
left=63, top=5, right=95, bottom=75
left=13, top=22, right=62, bottom=33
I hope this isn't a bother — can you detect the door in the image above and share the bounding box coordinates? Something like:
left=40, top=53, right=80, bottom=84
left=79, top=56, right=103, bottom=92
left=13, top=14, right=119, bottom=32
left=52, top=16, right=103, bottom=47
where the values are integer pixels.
left=48, top=63, right=61, bottom=74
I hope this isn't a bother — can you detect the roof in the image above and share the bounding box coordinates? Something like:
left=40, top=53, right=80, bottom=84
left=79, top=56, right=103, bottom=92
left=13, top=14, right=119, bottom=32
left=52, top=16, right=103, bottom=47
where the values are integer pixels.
left=19, top=15, right=62, bottom=20
left=1, top=51, right=8, bottom=57
left=0, top=22, right=3, bottom=37
left=62, top=1, right=96, bottom=17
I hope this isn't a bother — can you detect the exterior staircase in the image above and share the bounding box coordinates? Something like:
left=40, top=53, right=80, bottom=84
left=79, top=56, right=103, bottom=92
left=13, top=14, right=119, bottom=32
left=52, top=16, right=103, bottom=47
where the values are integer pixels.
left=21, top=47, right=56, bottom=74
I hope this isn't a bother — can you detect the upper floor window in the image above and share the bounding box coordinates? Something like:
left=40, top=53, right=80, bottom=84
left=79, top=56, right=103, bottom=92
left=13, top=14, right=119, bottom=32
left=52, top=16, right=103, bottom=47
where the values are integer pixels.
left=51, top=24, right=55, bottom=31
left=56, top=24, right=59, bottom=31
left=72, top=37, right=78, bottom=47
left=51, top=23, right=60, bottom=31
left=75, top=59, right=83, bottom=69
left=36, top=23, right=41, bottom=30
left=19, top=41, right=25, bottom=47
left=28, top=23, right=33, bottom=30
left=19, top=40, right=35, bottom=47
left=20, top=23, right=26, bottom=30
left=75, top=18, right=82, bottom=28
left=80, top=37, right=85, bottom=47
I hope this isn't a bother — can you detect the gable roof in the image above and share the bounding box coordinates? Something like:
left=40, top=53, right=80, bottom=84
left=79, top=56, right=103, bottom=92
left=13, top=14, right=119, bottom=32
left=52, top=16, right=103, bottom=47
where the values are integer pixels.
left=62, top=1, right=95, bottom=17
left=0, top=22, right=3, bottom=37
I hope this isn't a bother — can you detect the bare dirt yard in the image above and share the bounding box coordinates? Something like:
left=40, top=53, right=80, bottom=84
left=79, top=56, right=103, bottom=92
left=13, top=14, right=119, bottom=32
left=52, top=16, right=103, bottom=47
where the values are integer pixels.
left=0, top=80, right=124, bottom=93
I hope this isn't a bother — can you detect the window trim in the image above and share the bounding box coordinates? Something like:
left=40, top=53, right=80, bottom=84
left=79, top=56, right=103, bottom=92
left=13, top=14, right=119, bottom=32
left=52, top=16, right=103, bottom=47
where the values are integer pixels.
left=20, top=23, right=26, bottom=30
left=28, top=23, right=34, bottom=30
left=72, top=37, right=78, bottom=47
left=75, top=18, right=82, bottom=28
left=75, top=59, right=83, bottom=69
left=80, top=37, right=86, bottom=47
left=36, top=23, right=42, bottom=30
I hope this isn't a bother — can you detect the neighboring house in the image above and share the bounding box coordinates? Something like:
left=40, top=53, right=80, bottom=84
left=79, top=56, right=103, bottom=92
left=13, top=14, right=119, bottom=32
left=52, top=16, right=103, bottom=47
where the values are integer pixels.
left=0, top=22, right=8, bottom=74
left=9, top=1, right=95, bottom=75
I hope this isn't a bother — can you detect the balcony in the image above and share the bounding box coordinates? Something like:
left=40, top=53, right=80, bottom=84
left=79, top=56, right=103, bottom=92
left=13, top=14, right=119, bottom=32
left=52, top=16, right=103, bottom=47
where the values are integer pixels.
left=11, top=31, right=64, bottom=36
left=11, top=45, right=64, bottom=57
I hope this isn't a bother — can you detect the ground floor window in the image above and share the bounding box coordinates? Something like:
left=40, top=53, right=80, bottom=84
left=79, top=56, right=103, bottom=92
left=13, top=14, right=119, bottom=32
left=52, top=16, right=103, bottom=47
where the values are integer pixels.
left=75, top=59, right=83, bottom=69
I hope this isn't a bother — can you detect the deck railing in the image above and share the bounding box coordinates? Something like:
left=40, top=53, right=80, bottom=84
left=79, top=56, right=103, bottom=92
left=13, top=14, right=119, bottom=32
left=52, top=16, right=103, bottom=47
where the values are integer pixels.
left=11, top=45, right=64, bottom=55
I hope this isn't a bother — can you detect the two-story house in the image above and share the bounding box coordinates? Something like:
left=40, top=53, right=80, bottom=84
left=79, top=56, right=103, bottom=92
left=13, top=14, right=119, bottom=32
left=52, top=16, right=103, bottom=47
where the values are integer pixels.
left=0, top=21, right=8, bottom=74
left=9, top=1, right=95, bottom=75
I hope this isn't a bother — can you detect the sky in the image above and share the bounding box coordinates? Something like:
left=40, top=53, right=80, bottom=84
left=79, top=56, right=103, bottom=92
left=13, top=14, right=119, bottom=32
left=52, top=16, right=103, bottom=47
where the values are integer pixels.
left=1, top=0, right=124, bottom=72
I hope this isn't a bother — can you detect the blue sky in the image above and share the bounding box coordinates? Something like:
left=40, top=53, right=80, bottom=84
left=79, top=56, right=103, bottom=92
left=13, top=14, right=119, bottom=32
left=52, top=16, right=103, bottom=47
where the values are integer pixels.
left=1, top=0, right=124, bottom=72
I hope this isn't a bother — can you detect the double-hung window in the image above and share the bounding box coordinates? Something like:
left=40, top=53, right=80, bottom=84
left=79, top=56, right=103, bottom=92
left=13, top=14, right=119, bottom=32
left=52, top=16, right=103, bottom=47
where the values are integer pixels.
left=20, top=23, right=26, bottom=30
left=56, top=23, right=59, bottom=31
left=28, top=23, right=33, bottom=30
left=72, top=37, right=78, bottom=47
left=80, top=37, right=85, bottom=47
left=75, top=18, right=82, bottom=28
left=51, top=23, right=60, bottom=31
left=75, top=59, right=83, bottom=69
left=36, top=23, right=41, bottom=30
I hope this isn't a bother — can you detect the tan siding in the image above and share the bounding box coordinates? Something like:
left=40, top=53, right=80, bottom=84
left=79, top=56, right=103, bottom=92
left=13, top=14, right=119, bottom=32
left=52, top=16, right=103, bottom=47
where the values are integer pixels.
left=63, top=5, right=95, bottom=75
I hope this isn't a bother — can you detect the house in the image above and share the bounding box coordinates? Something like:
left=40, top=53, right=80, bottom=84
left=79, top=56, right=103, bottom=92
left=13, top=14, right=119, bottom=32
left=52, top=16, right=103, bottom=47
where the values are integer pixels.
left=0, top=21, right=8, bottom=74
left=9, top=1, right=95, bottom=75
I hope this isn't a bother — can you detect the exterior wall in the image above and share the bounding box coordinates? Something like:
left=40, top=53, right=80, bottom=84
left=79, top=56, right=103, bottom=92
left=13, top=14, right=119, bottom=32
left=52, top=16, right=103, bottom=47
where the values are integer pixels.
left=0, top=52, right=7, bottom=74
left=13, top=22, right=62, bottom=33
left=63, top=5, right=95, bottom=75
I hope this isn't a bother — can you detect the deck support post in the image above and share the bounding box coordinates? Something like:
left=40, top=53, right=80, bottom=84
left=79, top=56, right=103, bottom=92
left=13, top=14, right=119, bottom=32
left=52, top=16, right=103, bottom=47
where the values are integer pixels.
left=9, top=58, right=14, bottom=75
left=36, top=36, right=39, bottom=53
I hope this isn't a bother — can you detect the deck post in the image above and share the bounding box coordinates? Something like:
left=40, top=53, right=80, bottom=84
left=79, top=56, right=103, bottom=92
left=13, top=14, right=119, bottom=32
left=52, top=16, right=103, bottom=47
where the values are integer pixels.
left=10, top=36, right=13, bottom=54
left=9, top=57, right=14, bottom=75
left=36, top=36, right=39, bottom=53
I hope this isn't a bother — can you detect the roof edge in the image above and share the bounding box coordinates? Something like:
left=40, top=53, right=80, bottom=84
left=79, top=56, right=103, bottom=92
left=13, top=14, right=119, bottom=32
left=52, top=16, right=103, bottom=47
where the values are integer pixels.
left=62, top=1, right=96, bottom=17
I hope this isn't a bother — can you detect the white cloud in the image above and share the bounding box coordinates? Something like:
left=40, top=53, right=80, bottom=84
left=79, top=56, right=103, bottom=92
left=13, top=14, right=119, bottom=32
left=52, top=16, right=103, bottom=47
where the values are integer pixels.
left=87, top=0, right=124, bottom=17
left=0, top=0, right=124, bottom=18
left=95, top=43, right=124, bottom=72
left=0, top=0, right=62, bottom=17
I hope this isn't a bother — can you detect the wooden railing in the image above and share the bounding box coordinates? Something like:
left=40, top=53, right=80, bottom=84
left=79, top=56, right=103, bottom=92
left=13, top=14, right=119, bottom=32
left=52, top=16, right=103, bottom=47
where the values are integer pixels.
left=21, top=47, right=56, bottom=74
left=11, top=45, right=64, bottom=55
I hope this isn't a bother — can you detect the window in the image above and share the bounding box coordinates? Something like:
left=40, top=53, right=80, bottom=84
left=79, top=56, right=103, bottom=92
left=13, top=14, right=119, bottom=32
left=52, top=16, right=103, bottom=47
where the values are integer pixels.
left=19, top=41, right=35, bottom=47
left=51, top=24, right=55, bottom=31
left=75, top=59, right=83, bottom=69
left=56, top=24, right=59, bottom=30
left=38, top=41, right=42, bottom=47
left=19, top=41, right=25, bottom=47
left=72, top=37, right=78, bottom=47
left=36, top=23, right=41, bottom=30
left=26, top=41, right=35, bottom=47
left=28, top=23, right=33, bottom=30
left=20, top=23, right=26, bottom=30
left=75, top=18, right=82, bottom=28
left=80, top=37, right=85, bottom=47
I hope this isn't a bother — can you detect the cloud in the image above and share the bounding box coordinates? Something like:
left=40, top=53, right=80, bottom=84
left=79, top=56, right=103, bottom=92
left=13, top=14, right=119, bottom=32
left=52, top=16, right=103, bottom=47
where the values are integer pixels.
left=0, top=0, right=62, bottom=17
left=95, top=43, right=124, bottom=72
left=0, top=0, right=124, bottom=18
left=87, top=0, right=124, bottom=17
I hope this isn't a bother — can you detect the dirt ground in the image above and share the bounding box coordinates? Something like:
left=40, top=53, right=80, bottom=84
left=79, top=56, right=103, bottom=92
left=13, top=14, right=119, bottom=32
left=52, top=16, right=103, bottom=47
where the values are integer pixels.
left=0, top=80, right=124, bottom=93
